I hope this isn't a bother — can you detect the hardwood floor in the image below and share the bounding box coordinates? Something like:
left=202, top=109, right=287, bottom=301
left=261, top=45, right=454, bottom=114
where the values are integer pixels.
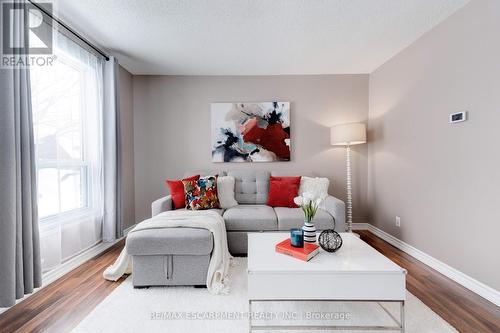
left=0, top=240, right=127, bottom=333
left=357, top=230, right=500, bottom=333
left=0, top=232, right=499, bottom=333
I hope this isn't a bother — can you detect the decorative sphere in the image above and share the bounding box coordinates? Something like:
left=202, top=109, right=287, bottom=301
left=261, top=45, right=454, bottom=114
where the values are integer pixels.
left=318, top=230, right=343, bottom=252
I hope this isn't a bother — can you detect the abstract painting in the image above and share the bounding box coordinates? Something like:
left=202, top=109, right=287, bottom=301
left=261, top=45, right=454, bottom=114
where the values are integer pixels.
left=211, top=102, right=291, bottom=162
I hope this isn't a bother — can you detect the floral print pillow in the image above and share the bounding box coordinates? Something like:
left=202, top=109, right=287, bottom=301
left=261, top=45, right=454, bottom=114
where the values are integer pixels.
left=183, top=176, right=220, bottom=210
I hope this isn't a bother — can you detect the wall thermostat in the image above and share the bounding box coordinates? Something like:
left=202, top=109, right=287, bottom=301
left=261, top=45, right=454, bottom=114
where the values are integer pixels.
left=450, top=111, right=467, bottom=123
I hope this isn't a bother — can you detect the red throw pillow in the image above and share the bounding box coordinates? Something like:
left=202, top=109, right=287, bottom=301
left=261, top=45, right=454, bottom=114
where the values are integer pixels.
left=166, top=175, right=200, bottom=209
left=266, top=176, right=301, bottom=208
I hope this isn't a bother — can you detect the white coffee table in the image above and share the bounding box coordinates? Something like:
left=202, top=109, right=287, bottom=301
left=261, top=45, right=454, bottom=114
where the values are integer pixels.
left=247, top=232, right=407, bottom=332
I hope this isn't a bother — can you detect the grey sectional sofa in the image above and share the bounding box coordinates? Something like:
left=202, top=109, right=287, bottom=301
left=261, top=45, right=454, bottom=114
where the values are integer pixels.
left=126, top=170, right=345, bottom=287
left=152, top=170, right=345, bottom=253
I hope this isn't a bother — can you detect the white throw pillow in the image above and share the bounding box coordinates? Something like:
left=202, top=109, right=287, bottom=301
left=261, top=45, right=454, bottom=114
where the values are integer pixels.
left=299, top=176, right=330, bottom=206
left=217, top=176, right=238, bottom=209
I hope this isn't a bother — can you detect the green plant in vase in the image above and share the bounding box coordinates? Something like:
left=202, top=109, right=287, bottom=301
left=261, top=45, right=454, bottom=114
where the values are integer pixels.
left=294, top=193, right=323, bottom=243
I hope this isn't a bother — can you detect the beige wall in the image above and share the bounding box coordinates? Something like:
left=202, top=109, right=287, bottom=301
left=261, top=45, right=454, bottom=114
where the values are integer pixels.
left=132, top=75, right=369, bottom=222
left=118, top=65, right=136, bottom=230
left=368, top=0, right=500, bottom=290
left=123, top=0, right=499, bottom=292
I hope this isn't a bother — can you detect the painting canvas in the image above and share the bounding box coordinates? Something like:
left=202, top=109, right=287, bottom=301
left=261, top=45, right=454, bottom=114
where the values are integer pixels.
left=211, top=102, right=291, bottom=162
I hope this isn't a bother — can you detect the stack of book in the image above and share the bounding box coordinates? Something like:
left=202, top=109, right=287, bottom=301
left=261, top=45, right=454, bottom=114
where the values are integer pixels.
left=275, top=239, right=319, bottom=261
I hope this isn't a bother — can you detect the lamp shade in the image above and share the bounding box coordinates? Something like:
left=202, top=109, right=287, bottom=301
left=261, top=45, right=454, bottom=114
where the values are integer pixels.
left=330, top=122, right=366, bottom=146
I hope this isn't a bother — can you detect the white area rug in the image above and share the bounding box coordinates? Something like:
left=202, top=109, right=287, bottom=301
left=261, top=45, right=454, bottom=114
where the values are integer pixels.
left=72, top=258, right=457, bottom=333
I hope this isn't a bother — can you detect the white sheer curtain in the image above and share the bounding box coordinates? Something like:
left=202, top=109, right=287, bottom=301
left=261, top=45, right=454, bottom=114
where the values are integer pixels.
left=31, top=29, right=105, bottom=272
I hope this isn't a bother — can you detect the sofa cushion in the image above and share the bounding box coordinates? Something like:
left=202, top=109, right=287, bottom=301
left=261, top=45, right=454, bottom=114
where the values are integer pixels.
left=217, top=176, right=238, bottom=209
left=266, top=176, right=301, bottom=208
left=223, top=205, right=277, bottom=231
left=183, top=175, right=220, bottom=210
left=299, top=177, right=330, bottom=208
left=227, top=170, right=270, bottom=204
left=274, top=207, right=335, bottom=230
left=166, top=174, right=200, bottom=209
left=126, top=228, right=213, bottom=256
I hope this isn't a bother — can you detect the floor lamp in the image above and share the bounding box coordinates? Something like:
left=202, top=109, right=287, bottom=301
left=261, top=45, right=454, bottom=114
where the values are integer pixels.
left=330, top=123, right=367, bottom=233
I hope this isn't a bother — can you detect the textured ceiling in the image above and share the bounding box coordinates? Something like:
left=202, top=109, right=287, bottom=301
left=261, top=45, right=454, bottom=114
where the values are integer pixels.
left=52, top=0, right=469, bottom=75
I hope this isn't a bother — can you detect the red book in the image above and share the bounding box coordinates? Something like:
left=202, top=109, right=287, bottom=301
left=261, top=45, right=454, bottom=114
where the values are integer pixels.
left=275, top=238, right=320, bottom=261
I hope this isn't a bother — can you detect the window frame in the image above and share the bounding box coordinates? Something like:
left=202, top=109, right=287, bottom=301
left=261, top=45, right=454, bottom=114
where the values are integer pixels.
left=32, top=46, right=100, bottom=225
left=36, top=160, right=91, bottom=223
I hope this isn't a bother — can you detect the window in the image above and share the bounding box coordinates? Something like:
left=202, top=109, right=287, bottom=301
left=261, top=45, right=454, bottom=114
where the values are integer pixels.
left=30, top=31, right=104, bottom=272
left=31, top=55, right=90, bottom=220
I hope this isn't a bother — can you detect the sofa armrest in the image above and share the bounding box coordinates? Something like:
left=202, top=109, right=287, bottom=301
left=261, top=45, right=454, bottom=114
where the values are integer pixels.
left=323, top=195, right=346, bottom=232
left=151, top=195, right=173, bottom=217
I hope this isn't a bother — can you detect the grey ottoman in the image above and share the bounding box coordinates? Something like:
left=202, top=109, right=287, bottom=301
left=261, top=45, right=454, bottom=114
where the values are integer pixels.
left=126, top=227, right=213, bottom=288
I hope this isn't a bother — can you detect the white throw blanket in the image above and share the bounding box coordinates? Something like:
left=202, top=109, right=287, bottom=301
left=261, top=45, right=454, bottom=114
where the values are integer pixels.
left=103, top=210, right=232, bottom=294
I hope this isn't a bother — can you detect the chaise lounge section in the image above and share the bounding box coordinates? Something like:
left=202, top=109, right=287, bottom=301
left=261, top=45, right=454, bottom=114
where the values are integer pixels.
left=127, top=228, right=213, bottom=287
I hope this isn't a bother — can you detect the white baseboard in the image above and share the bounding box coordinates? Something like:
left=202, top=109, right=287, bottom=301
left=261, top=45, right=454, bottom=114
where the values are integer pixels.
left=352, top=222, right=500, bottom=307
left=351, top=222, right=371, bottom=230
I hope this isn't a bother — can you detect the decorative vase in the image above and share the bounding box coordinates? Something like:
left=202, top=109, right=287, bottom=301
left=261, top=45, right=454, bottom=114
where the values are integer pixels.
left=302, top=220, right=317, bottom=243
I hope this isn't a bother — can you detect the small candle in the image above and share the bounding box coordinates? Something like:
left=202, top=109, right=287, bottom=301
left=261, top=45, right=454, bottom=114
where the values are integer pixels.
left=290, top=228, right=304, bottom=248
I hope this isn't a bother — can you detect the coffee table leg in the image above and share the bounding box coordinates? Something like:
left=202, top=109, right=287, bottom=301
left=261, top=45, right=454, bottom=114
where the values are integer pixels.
left=248, top=299, right=405, bottom=331
left=401, top=301, right=405, bottom=333
left=248, top=300, right=252, bottom=333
